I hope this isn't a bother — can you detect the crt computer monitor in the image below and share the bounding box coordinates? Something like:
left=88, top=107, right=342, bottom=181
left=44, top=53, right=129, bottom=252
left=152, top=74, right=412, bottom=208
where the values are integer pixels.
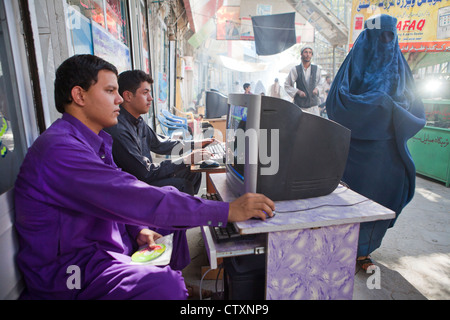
left=225, top=94, right=351, bottom=201
left=205, top=90, right=228, bottom=118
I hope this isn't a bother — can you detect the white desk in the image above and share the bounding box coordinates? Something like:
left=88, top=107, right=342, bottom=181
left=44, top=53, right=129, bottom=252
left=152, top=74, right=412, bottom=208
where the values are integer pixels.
left=202, top=173, right=395, bottom=300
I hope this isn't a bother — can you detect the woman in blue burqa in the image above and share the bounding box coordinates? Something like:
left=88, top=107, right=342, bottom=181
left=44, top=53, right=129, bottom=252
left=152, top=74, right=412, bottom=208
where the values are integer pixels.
left=326, top=14, right=426, bottom=271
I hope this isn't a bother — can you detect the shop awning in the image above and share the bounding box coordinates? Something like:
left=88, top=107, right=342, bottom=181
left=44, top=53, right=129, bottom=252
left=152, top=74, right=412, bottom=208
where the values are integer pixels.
left=183, top=0, right=223, bottom=33
left=217, top=55, right=269, bottom=72
left=286, top=0, right=348, bottom=46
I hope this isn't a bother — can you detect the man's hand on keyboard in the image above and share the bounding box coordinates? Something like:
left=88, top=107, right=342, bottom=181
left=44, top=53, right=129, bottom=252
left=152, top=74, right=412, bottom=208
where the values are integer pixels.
left=198, top=138, right=219, bottom=148
left=182, top=149, right=212, bottom=164
left=228, top=193, right=275, bottom=222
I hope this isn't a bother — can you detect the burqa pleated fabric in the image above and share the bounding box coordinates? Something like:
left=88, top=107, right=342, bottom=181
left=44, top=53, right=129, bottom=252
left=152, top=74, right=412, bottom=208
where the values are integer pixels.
left=326, top=14, right=426, bottom=257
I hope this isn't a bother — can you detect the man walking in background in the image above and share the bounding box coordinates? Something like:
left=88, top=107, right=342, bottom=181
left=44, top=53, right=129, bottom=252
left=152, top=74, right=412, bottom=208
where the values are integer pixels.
left=284, top=46, right=321, bottom=115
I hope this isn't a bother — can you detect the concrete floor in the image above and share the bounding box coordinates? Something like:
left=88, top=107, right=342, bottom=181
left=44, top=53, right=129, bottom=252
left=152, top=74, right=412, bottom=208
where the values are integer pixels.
left=182, top=174, right=450, bottom=300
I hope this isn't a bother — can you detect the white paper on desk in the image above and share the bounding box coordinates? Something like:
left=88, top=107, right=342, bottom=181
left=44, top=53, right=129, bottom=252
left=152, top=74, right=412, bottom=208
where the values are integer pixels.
left=130, top=233, right=173, bottom=266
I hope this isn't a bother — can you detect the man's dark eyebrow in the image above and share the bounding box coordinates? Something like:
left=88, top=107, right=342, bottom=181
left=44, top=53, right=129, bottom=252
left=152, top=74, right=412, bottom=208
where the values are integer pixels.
left=105, top=85, right=119, bottom=90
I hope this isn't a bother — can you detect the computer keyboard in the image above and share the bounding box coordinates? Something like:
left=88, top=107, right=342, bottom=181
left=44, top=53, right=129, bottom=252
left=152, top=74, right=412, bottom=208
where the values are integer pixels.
left=212, top=223, right=242, bottom=242
left=203, top=192, right=242, bottom=242
left=202, top=193, right=220, bottom=201
left=206, top=142, right=225, bottom=161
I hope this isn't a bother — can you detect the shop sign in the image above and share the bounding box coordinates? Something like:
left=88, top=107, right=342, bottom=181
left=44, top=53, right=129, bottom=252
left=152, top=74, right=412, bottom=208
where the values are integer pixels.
left=92, top=21, right=131, bottom=73
left=158, top=72, right=168, bottom=104
left=350, top=0, right=450, bottom=52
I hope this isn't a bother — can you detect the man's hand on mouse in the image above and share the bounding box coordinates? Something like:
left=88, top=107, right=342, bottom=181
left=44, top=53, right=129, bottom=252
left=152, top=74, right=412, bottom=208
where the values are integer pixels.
left=228, top=193, right=275, bottom=222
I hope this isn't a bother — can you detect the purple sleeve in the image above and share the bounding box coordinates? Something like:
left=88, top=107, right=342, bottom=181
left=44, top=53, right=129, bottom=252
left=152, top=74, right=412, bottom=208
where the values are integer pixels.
left=40, top=140, right=229, bottom=230
left=125, top=225, right=147, bottom=241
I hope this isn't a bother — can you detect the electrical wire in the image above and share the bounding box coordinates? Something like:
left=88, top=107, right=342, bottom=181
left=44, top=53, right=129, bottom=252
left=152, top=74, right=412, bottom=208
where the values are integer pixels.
left=275, top=198, right=372, bottom=214
left=199, top=267, right=214, bottom=300
left=199, top=263, right=225, bottom=300
left=275, top=185, right=373, bottom=214
left=215, top=263, right=224, bottom=298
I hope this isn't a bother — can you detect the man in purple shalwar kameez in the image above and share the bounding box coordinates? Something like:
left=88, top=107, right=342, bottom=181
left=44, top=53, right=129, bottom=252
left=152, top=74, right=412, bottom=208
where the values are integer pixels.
left=14, top=54, right=275, bottom=300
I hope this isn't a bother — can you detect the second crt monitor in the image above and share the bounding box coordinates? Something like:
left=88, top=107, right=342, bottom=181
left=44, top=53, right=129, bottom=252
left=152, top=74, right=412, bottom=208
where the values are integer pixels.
left=225, top=94, right=351, bottom=201
left=205, top=90, right=228, bottom=119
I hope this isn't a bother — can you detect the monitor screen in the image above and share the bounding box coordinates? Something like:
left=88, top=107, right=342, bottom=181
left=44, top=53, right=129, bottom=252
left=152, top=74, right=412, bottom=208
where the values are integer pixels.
left=226, top=104, right=248, bottom=181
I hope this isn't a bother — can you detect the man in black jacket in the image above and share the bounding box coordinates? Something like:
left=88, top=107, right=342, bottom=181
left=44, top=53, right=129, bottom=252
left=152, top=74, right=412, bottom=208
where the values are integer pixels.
left=105, top=70, right=214, bottom=196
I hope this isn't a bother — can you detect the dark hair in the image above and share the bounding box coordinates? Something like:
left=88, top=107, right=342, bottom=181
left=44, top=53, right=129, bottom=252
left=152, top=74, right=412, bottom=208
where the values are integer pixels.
left=243, top=83, right=250, bottom=90
left=118, top=70, right=153, bottom=97
left=54, top=54, right=118, bottom=113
